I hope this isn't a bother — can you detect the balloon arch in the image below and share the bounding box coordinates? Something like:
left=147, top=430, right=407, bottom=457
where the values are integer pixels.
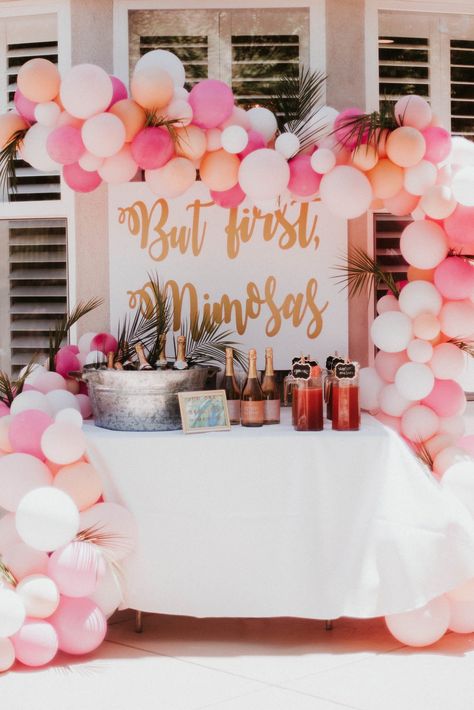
left=1, top=50, right=474, bottom=668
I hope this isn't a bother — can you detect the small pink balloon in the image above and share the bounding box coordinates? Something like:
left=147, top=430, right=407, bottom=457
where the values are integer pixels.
left=107, top=75, right=128, bottom=108
left=210, top=183, right=246, bottom=208
left=444, top=204, right=474, bottom=250
left=374, top=349, right=409, bottom=383
left=422, top=126, right=452, bottom=164
left=41, top=422, right=86, bottom=465
left=76, top=394, right=92, bottom=419
left=238, top=129, right=266, bottom=159
left=131, top=126, right=174, bottom=170
left=33, top=371, right=67, bottom=394
left=46, top=125, right=85, bottom=165
left=63, top=162, right=102, bottom=193
left=189, top=79, right=234, bottom=129
left=0, top=402, right=10, bottom=418
left=333, top=108, right=365, bottom=149
left=55, top=348, right=81, bottom=379
left=288, top=154, right=322, bottom=197
left=53, top=461, right=102, bottom=511
left=458, top=435, right=474, bottom=458
left=14, top=89, right=37, bottom=123
left=48, top=541, right=106, bottom=598
left=434, top=256, right=474, bottom=300
left=2, top=542, right=49, bottom=580
left=0, top=453, right=52, bottom=511
left=12, top=618, right=58, bottom=667
left=90, top=332, right=118, bottom=355
left=9, top=409, right=53, bottom=460
left=50, top=596, right=106, bottom=655
left=422, top=379, right=466, bottom=418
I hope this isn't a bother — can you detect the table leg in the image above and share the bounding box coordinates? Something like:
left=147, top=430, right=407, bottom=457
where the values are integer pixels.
left=135, top=610, right=143, bottom=633
left=325, top=620, right=333, bottom=631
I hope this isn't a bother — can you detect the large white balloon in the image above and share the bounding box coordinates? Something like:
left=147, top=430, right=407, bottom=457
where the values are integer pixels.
left=401, top=404, right=439, bottom=442
left=379, top=383, right=411, bottom=417
left=275, top=132, right=300, bottom=159
left=0, top=588, right=25, bottom=637
left=246, top=107, right=277, bottom=141
left=385, top=596, right=449, bottom=647
left=135, top=49, right=185, bottom=87
left=398, top=280, right=443, bottom=319
left=10, top=390, right=52, bottom=417
left=238, top=149, right=290, bottom=201
left=395, top=362, right=435, bottom=401
left=16, top=487, right=80, bottom=552
left=370, top=311, right=413, bottom=353
left=221, top=125, right=248, bottom=154
left=320, top=166, right=373, bottom=219
left=17, top=574, right=60, bottom=619
left=359, top=367, right=384, bottom=412
left=20, top=124, right=59, bottom=172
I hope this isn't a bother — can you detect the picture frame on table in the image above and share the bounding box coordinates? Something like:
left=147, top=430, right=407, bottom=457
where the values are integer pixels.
left=178, top=390, right=231, bottom=434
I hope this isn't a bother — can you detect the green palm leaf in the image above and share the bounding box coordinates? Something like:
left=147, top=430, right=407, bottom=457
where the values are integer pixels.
left=0, top=359, right=36, bottom=406
left=0, top=127, right=27, bottom=199
left=332, top=247, right=400, bottom=299
left=48, top=297, right=103, bottom=370
left=179, top=315, right=247, bottom=369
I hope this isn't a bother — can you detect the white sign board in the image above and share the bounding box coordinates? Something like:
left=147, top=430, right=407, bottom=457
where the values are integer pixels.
left=108, top=183, right=348, bottom=370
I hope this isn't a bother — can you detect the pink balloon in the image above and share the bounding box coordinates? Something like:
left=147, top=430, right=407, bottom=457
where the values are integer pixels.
left=41, top=422, right=86, bottom=465
left=375, top=412, right=402, bottom=434
left=400, top=219, right=448, bottom=269
left=288, top=154, right=322, bottom=197
left=53, top=461, right=102, bottom=511
left=384, top=188, right=419, bottom=216
left=238, top=129, right=266, bottom=159
left=458, top=435, right=474, bottom=457
left=444, top=205, right=474, bottom=250
left=189, top=79, right=234, bottom=129
left=107, top=75, right=128, bottom=108
left=46, top=125, right=85, bottom=165
left=14, top=89, right=37, bottom=123
left=131, top=126, right=174, bottom=170
left=0, top=512, right=21, bottom=550
left=50, top=596, right=106, bottom=655
left=422, top=379, right=466, bottom=418
left=76, top=394, right=92, bottom=419
left=422, top=126, right=452, bottom=164
left=62, top=344, right=80, bottom=355
left=12, top=618, right=58, bottom=667
left=0, top=453, right=52, bottom=511
left=63, top=162, right=102, bottom=192
left=9, top=409, right=53, bottom=460
left=210, top=183, right=246, bottom=208
left=33, top=371, right=67, bottom=394
left=0, top=402, right=10, bottom=418
left=48, top=541, right=106, bottom=598
left=2, top=542, right=49, bottom=580
left=55, top=348, right=81, bottom=379
left=374, top=350, right=408, bottom=383
left=80, top=502, right=137, bottom=561
left=90, top=332, right=118, bottom=355
left=385, top=595, right=449, bottom=647
left=434, top=256, right=474, bottom=300
left=333, top=108, right=365, bottom=148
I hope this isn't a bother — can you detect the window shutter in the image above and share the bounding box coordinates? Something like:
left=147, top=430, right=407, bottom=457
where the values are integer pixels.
left=373, top=214, right=410, bottom=305
left=6, top=218, right=67, bottom=376
left=378, top=35, right=430, bottom=106
left=450, top=39, right=474, bottom=138
left=138, top=35, right=209, bottom=88
left=6, top=38, right=60, bottom=201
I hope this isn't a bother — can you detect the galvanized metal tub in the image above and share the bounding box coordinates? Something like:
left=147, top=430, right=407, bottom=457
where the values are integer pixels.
left=81, top=367, right=213, bottom=432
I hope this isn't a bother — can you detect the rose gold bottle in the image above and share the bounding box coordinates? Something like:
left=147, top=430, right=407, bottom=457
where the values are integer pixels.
left=261, top=347, right=280, bottom=424
left=241, top=349, right=264, bottom=427
left=224, top=347, right=241, bottom=425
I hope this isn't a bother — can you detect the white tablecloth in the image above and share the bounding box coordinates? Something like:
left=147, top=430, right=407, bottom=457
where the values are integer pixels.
left=85, top=411, right=474, bottom=619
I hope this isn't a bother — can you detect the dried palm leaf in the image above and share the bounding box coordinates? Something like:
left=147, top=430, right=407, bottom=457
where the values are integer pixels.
left=331, top=99, right=398, bottom=152
left=272, top=67, right=327, bottom=151
left=333, top=247, right=400, bottom=298
left=48, top=297, right=103, bottom=370
left=448, top=338, right=474, bottom=358
left=0, top=559, right=17, bottom=587
left=414, top=440, right=434, bottom=473
left=179, top=315, right=247, bottom=369
left=0, top=359, right=36, bottom=406
left=0, top=127, right=27, bottom=199
left=76, top=524, right=134, bottom=558
left=144, top=109, right=185, bottom=147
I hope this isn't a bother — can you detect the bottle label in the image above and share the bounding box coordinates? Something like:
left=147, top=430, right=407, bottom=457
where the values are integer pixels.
left=227, top=399, right=241, bottom=422
left=264, top=399, right=280, bottom=422
left=241, top=400, right=264, bottom=423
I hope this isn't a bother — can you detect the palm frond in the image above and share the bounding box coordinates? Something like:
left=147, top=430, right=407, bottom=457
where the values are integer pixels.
left=0, top=127, right=27, bottom=199
left=144, top=110, right=185, bottom=146
left=332, top=247, right=400, bottom=299
left=0, top=359, right=36, bottom=406
left=414, top=440, right=434, bottom=472
left=76, top=524, right=134, bottom=557
left=331, top=99, right=398, bottom=153
left=0, top=558, right=17, bottom=587
left=48, top=297, right=103, bottom=370
left=272, top=67, right=326, bottom=134
left=448, top=338, right=474, bottom=358
left=179, top=315, right=247, bottom=369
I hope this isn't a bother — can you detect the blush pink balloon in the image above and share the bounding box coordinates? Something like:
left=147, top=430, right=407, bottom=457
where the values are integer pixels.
left=63, top=162, right=101, bottom=192
left=434, top=256, right=474, bottom=300
left=107, top=75, right=128, bottom=108
left=33, top=371, right=66, bottom=394
left=383, top=188, right=419, bottom=216
left=9, top=409, right=53, bottom=460
left=2, top=542, right=49, bottom=580
left=238, top=129, right=266, bottom=159
left=76, top=394, right=92, bottom=419
left=458, top=436, right=474, bottom=457
left=444, top=205, right=474, bottom=249
left=50, top=596, right=107, bottom=655
left=55, top=348, right=81, bottom=379
left=80, top=502, right=137, bottom=561
left=48, top=541, right=106, bottom=597
left=0, top=402, right=9, bottom=418
left=211, top=183, right=246, bottom=208
left=333, top=108, right=365, bottom=149
left=53, top=461, right=102, bottom=511
left=41, top=422, right=86, bottom=466
left=288, top=154, right=322, bottom=197
left=14, top=89, right=37, bottom=123
left=13, top=619, right=58, bottom=667
left=90, top=332, right=118, bottom=355
left=62, top=344, right=80, bottom=355
left=422, top=379, right=466, bottom=418
left=422, top=126, right=452, bottom=164
left=46, top=125, right=85, bottom=165
left=0, top=453, right=52, bottom=511
left=374, top=350, right=409, bottom=383
left=131, top=126, right=174, bottom=170
left=189, top=79, right=234, bottom=129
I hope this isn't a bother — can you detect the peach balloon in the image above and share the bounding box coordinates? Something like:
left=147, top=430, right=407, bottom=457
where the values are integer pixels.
left=200, top=149, right=240, bottom=191
left=17, top=58, right=60, bottom=103
left=386, top=126, right=426, bottom=168
left=374, top=350, right=409, bottom=383
left=384, top=188, right=419, bottom=216
left=434, top=446, right=472, bottom=477
left=109, top=99, right=146, bottom=142
left=420, top=185, right=457, bottom=220
left=413, top=313, right=440, bottom=340
left=395, top=95, right=432, bottom=130
left=175, top=125, right=207, bottom=161
left=206, top=128, right=222, bottom=152
left=407, top=265, right=435, bottom=283
left=430, top=342, right=466, bottom=380
left=367, top=159, right=404, bottom=199
left=145, top=156, right=196, bottom=198
left=60, top=64, right=113, bottom=120
left=425, top=433, right=457, bottom=459
left=0, top=112, right=27, bottom=149
left=98, top=144, right=138, bottom=184
left=376, top=294, right=399, bottom=314
left=131, top=66, right=174, bottom=110
left=351, top=144, right=378, bottom=171
left=81, top=113, right=126, bottom=158
left=53, top=462, right=103, bottom=511
left=400, top=220, right=448, bottom=269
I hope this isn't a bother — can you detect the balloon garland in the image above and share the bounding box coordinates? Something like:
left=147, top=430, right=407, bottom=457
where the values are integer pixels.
left=1, top=49, right=474, bottom=653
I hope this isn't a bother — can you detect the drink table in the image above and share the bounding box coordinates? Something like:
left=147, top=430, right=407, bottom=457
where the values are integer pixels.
left=85, top=410, right=474, bottom=621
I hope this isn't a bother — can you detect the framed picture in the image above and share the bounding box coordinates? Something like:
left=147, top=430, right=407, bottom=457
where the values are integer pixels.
left=178, top=390, right=231, bottom=434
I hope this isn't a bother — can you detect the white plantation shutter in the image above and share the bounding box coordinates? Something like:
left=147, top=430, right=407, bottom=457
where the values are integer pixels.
left=373, top=214, right=410, bottom=303
left=378, top=34, right=430, bottom=107
left=450, top=39, right=474, bottom=138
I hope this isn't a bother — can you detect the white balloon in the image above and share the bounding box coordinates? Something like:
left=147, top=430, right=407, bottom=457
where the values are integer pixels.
left=404, top=160, right=437, bottom=196
left=17, top=574, right=60, bottom=619
left=135, top=49, right=185, bottom=87
left=0, top=588, right=25, bottom=637
left=78, top=331, right=98, bottom=354
left=10, top=390, right=52, bottom=417
left=395, top=362, right=435, bottom=401
left=79, top=151, right=104, bottom=172
left=420, top=185, right=457, bottom=220
left=221, top=125, right=248, bottom=154
left=303, top=105, right=339, bottom=140
left=359, top=367, right=384, bottom=412
left=34, top=101, right=60, bottom=127
left=449, top=136, right=474, bottom=167
left=310, top=147, right=336, bottom=175
left=16, top=487, right=80, bottom=552
left=435, top=446, right=472, bottom=476
left=401, top=404, right=439, bottom=442
left=22, top=363, right=47, bottom=385
left=320, top=165, right=373, bottom=219
left=54, top=408, right=83, bottom=428
left=275, top=132, right=300, bottom=159
left=370, top=311, right=413, bottom=353
left=407, top=339, right=433, bottom=363
left=379, top=383, right=411, bottom=417
left=452, top=167, right=474, bottom=206
left=90, top=563, right=123, bottom=618
left=376, top=294, right=400, bottom=315
left=239, top=148, right=290, bottom=201
left=398, top=280, right=443, bottom=319
left=46, top=390, right=81, bottom=416
left=439, top=415, right=466, bottom=439
left=20, top=124, right=59, bottom=172
left=85, top=350, right=107, bottom=366
left=246, top=106, right=277, bottom=141
left=0, top=637, right=15, bottom=672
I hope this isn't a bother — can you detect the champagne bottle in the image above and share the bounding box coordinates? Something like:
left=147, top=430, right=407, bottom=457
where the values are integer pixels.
left=241, top=348, right=264, bottom=427
left=173, top=335, right=189, bottom=370
left=224, top=347, right=241, bottom=425
left=158, top=333, right=168, bottom=369
left=135, top=343, right=154, bottom=371
left=261, top=346, right=280, bottom=424
left=107, top=351, right=115, bottom=369
left=114, top=361, right=124, bottom=371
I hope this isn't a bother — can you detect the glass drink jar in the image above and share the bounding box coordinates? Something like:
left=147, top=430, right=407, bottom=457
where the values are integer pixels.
left=332, top=371, right=360, bottom=431
left=293, top=370, right=323, bottom=431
